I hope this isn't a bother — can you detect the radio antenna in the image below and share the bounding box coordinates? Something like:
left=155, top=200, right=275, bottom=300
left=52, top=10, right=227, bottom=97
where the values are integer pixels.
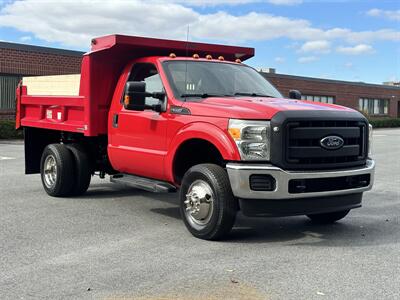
left=183, top=24, right=190, bottom=104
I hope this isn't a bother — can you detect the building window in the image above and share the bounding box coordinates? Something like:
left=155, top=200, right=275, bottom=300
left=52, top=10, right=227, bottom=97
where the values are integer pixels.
left=359, top=98, right=389, bottom=115
left=0, top=75, right=21, bottom=110
left=301, top=94, right=335, bottom=104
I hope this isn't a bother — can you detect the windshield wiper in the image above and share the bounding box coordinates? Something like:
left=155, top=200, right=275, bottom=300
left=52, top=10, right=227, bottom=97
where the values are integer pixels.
left=234, top=92, right=274, bottom=98
left=181, top=93, right=229, bottom=98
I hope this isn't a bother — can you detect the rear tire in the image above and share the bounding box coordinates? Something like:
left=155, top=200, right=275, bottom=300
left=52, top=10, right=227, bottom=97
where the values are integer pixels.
left=180, top=164, right=238, bottom=240
left=66, top=144, right=92, bottom=196
left=40, top=144, right=75, bottom=197
left=307, top=210, right=350, bottom=224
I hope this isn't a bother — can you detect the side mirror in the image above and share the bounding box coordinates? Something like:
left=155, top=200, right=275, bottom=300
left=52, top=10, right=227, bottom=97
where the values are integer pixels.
left=124, top=81, right=166, bottom=112
left=124, top=81, right=146, bottom=111
left=289, top=90, right=302, bottom=100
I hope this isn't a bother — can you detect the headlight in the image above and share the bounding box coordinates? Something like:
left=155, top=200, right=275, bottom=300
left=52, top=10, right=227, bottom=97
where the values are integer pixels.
left=368, top=123, right=373, bottom=156
left=228, top=119, right=271, bottom=160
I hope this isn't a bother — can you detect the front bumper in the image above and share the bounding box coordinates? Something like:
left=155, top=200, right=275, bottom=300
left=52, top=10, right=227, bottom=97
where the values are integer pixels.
left=226, top=159, right=375, bottom=200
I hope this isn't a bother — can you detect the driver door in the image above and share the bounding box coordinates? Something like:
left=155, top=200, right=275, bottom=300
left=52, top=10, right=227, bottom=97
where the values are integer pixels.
left=110, top=63, right=168, bottom=180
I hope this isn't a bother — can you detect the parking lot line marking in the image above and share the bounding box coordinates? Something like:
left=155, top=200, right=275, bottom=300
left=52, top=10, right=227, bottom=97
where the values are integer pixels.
left=374, top=134, right=387, bottom=137
left=0, top=156, right=15, bottom=160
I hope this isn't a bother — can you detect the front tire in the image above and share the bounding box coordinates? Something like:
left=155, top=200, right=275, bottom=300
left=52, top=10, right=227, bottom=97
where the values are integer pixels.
left=180, top=164, right=238, bottom=240
left=307, top=210, right=350, bottom=224
left=40, top=144, right=75, bottom=197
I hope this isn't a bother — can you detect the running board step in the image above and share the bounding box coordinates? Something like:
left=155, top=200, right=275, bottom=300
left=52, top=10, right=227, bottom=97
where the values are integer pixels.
left=110, top=174, right=176, bottom=193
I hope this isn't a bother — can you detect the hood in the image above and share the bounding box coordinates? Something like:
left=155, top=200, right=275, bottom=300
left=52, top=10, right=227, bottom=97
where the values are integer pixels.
left=183, top=96, right=354, bottom=119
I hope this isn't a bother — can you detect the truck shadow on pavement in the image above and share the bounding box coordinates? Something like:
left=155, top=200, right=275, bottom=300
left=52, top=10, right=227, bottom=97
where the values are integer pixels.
left=84, top=183, right=398, bottom=247
left=227, top=214, right=394, bottom=247
left=156, top=206, right=398, bottom=247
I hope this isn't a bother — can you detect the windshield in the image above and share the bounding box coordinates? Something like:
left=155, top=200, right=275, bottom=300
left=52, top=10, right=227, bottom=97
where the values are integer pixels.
left=163, top=61, right=283, bottom=100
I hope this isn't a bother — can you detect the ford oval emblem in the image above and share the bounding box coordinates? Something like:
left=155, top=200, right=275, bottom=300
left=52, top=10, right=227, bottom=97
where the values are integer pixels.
left=320, top=136, right=344, bottom=150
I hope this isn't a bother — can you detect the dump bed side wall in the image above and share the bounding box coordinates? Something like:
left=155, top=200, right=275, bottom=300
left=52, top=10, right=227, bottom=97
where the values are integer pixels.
left=18, top=89, right=88, bottom=134
left=17, top=55, right=112, bottom=137
left=16, top=50, right=143, bottom=137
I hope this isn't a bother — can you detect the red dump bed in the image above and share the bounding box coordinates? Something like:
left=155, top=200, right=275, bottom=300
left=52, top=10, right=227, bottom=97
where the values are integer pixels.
left=16, top=34, right=254, bottom=136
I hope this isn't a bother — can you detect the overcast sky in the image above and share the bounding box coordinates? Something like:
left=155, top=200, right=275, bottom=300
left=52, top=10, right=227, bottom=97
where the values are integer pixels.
left=0, top=0, right=399, bottom=84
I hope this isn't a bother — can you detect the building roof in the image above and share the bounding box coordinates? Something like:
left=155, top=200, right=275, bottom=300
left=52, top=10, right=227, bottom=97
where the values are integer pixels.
left=0, top=41, right=84, bottom=57
left=262, top=72, right=400, bottom=91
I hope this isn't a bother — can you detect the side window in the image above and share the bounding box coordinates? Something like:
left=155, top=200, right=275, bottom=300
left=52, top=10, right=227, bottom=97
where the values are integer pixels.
left=127, top=63, right=164, bottom=106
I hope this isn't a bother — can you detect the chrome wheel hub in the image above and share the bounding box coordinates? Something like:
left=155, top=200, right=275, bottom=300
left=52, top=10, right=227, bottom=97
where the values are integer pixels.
left=184, top=180, right=214, bottom=228
left=43, top=155, right=57, bottom=188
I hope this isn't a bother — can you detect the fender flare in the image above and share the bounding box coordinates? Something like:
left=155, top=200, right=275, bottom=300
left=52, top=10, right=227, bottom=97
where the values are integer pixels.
left=165, top=122, right=240, bottom=183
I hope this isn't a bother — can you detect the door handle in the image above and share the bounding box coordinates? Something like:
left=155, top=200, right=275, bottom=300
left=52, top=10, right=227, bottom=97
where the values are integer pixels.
left=112, top=113, right=119, bottom=128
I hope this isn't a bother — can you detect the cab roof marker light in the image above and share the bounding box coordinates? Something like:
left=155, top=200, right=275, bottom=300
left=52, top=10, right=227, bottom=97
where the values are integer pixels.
left=193, top=53, right=199, bottom=59
left=169, top=53, right=176, bottom=58
left=206, top=54, right=212, bottom=60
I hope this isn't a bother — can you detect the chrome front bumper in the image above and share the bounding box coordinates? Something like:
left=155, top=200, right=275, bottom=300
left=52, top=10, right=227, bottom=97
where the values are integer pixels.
left=226, top=159, right=375, bottom=200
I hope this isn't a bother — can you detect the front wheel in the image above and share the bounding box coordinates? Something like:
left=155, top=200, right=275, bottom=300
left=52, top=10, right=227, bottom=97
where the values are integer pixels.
left=307, top=210, right=350, bottom=224
left=180, top=164, right=238, bottom=240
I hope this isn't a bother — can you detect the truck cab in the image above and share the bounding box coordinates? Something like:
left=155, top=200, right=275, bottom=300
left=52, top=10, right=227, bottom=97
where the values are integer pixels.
left=17, top=35, right=375, bottom=240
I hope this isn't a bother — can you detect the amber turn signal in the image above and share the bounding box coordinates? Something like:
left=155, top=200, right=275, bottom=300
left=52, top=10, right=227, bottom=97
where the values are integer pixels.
left=228, top=128, right=241, bottom=140
left=124, top=95, right=131, bottom=106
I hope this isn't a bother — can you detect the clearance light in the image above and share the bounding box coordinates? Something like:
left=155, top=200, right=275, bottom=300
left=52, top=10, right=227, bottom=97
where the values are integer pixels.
left=218, top=56, right=225, bottom=61
left=193, top=53, right=199, bottom=59
left=169, top=53, right=176, bottom=58
left=235, top=58, right=242, bottom=63
left=206, top=54, right=213, bottom=60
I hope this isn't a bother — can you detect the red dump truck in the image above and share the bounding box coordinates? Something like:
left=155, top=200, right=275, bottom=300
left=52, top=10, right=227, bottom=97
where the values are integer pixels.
left=16, top=35, right=374, bottom=240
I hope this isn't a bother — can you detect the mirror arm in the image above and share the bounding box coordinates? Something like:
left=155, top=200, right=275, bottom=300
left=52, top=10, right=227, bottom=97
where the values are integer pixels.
left=144, top=103, right=163, bottom=113
left=127, top=91, right=165, bottom=100
left=152, top=92, right=166, bottom=101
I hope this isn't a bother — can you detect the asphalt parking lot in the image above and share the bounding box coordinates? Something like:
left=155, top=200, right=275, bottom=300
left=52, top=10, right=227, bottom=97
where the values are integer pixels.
left=0, top=128, right=399, bottom=300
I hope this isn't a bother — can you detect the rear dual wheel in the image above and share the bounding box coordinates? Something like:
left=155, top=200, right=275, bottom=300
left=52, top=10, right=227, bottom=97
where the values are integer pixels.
left=66, top=144, right=92, bottom=196
left=40, top=143, right=91, bottom=197
left=41, top=144, right=75, bottom=197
